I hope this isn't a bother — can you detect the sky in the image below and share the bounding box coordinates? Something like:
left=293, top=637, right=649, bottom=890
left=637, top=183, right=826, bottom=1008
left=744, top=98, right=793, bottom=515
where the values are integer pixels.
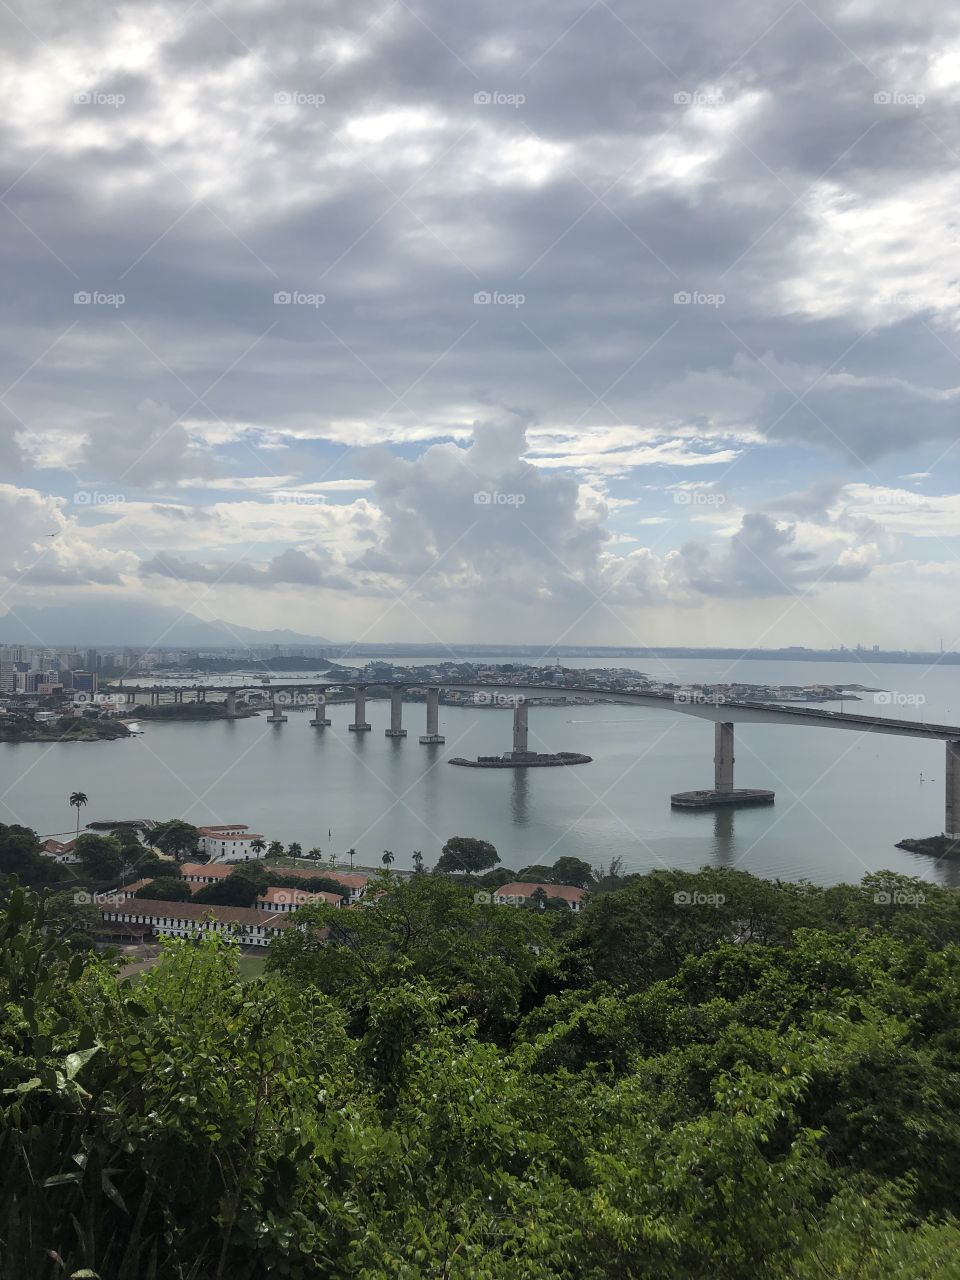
left=2, top=0, right=960, bottom=650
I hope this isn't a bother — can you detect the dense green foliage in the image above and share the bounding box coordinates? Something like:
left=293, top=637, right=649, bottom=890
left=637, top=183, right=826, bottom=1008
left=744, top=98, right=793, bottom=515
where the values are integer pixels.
left=3, top=862, right=960, bottom=1277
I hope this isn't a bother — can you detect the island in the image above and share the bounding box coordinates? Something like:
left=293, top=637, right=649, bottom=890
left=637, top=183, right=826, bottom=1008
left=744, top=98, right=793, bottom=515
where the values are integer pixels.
left=0, top=716, right=133, bottom=743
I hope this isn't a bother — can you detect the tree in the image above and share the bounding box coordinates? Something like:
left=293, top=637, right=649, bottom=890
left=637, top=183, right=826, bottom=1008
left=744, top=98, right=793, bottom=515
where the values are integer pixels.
left=436, top=836, right=499, bottom=875
left=412, top=850, right=424, bottom=873
left=382, top=849, right=395, bottom=868
left=69, top=791, right=88, bottom=837
left=527, top=886, right=548, bottom=911
left=347, top=847, right=356, bottom=869
left=74, top=832, right=124, bottom=882
left=307, top=847, right=323, bottom=861
left=550, top=856, right=595, bottom=888
left=151, top=819, right=200, bottom=860
left=193, top=864, right=268, bottom=907
left=0, top=824, right=61, bottom=884
left=287, top=842, right=302, bottom=859
left=267, top=840, right=284, bottom=859
left=516, top=863, right=555, bottom=883
left=250, top=837, right=266, bottom=857
left=135, top=877, right=192, bottom=902
left=43, top=888, right=102, bottom=938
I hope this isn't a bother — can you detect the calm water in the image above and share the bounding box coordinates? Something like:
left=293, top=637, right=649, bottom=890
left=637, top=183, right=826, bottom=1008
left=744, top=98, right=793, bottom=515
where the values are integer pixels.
left=4, top=657, right=960, bottom=887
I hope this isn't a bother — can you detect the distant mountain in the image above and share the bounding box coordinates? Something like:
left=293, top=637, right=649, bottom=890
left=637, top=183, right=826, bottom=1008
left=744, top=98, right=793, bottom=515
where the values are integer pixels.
left=0, top=601, right=331, bottom=648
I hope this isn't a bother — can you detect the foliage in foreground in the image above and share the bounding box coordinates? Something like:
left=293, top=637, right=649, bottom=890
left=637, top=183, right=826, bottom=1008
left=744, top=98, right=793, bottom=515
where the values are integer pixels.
left=2, top=866, right=960, bottom=1277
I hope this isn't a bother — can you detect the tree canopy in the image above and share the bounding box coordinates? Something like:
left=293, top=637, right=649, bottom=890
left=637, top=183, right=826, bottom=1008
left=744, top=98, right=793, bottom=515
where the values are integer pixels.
left=435, top=835, right=500, bottom=874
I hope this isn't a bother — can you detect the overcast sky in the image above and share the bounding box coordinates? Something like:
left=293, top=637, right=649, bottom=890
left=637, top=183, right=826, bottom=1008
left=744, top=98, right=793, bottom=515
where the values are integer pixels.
left=1, top=0, right=959, bottom=649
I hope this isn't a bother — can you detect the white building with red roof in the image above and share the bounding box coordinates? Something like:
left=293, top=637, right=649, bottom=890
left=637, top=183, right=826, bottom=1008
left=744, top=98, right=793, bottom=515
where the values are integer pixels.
left=40, top=837, right=80, bottom=865
left=197, top=824, right=265, bottom=863
left=98, top=897, right=300, bottom=947
left=492, top=881, right=588, bottom=912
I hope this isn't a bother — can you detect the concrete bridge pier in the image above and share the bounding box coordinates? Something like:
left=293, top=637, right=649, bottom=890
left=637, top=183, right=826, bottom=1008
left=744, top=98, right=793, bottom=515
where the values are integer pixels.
left=510, top=698, right=530, bottom=757
left=671, top=720, right=774, bottom=810
left=310, top=694, right=331, bottom=727
left=385, top=687, right=407, bottom=737
left=946, top=740, right=960, bottom=837
left=225, top=690, right=238, bottom=717
left=715, top=721, right=735, bottom=792
left=349, top=685, right=371, bottom=732
left=267, top=694, right=288, bottom=724
left=419, top=686, right=445, bottom=744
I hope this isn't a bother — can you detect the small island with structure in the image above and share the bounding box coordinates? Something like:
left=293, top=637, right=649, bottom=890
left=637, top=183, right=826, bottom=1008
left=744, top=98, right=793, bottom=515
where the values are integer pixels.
left=450, top=751, right=592, bottom=769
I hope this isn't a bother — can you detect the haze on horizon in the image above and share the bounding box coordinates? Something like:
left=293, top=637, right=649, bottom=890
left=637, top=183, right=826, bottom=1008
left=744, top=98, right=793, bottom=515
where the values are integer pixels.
left=2, top=0, right=959, bottom=652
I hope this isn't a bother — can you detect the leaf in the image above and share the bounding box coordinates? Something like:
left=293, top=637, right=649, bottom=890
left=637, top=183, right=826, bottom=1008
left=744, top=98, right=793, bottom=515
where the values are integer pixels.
left=43, top=1172, right=82, bottom=1188
left=100, top=1172, right=128, bottom=1214
left=63, top=1046, right=101, bottom=1080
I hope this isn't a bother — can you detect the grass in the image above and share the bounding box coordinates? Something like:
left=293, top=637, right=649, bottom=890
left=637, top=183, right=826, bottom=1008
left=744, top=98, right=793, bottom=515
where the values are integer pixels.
left=238, top=954, right=268, bottom=981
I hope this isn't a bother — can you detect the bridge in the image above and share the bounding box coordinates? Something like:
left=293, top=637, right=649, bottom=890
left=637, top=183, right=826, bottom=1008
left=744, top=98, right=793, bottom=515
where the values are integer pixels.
left=106, top=678, right=960, bottom=836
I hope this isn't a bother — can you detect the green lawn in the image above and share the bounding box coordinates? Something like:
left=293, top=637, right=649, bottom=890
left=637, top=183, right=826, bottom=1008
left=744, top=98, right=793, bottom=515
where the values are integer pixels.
left=238, top=954, right=268, bottom=981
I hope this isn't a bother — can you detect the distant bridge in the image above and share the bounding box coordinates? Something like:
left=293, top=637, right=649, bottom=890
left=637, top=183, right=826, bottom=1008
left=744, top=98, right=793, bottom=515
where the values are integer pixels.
left=106, top=678, right=960, bottom=835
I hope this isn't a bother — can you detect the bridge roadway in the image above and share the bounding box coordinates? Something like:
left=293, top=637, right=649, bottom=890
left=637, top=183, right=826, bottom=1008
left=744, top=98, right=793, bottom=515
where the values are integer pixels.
left=108, top=679, right=960, bottom=833
left=112, top=678, right=960, bottom=740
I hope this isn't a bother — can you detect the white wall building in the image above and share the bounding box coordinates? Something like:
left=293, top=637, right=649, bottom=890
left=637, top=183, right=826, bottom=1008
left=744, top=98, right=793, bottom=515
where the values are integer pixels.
left=197, top=824, right=265, bottom=863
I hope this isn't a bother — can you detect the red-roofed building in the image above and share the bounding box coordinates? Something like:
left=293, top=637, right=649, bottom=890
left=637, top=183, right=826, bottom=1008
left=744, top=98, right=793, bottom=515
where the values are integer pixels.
left=197, top=824, right=266, bottom=863
left=180, top=862, right=232, bottom=883
left=40, top=837, right=80, bottom=866
left=492, top=882, right=588, bottom=912
left=256, top=886, right=342, bottom=912
left=98, top=897, right=300, bottom=947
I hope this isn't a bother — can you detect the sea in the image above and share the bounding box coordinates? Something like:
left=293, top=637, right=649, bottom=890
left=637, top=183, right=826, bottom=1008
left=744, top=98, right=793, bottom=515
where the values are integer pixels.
left=4, top=655, right=960, bottom=887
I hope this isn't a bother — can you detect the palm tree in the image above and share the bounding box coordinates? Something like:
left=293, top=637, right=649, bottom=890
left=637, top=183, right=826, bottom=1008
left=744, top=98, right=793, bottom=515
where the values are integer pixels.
left=267, top=840, right=284, bottom=859
left=381, top=849, right=395, bottom=868
left=347, top=847, right=357, bottom=870
left=412, top=850, right=424, bottom=873
left=288, top=841, right=302, bottom=860
left=307, top=846, right=322, bottom=861
left=251, top=837, right=266, bottom=858
left=69, top=791, right=88, bottom=837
